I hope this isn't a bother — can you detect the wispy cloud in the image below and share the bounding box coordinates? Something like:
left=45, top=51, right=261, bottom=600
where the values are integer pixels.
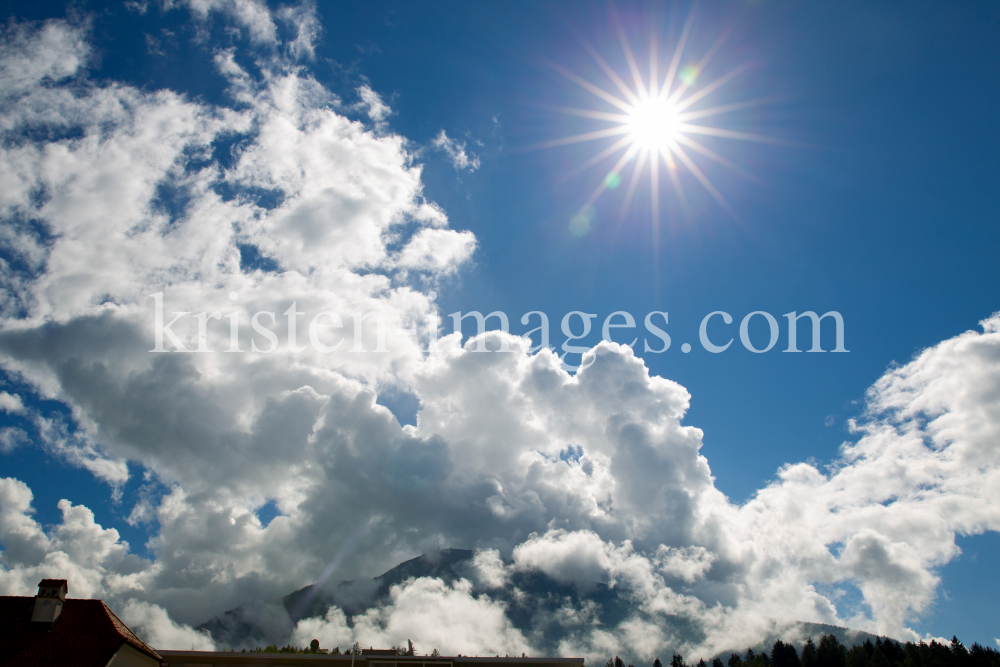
left=357, top=84, right=391, bottom=123
left=432, top=129, right=481, bottom=171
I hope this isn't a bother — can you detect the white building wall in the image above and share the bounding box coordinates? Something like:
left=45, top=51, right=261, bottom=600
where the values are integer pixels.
left=106, top=643, right=161, bottom=667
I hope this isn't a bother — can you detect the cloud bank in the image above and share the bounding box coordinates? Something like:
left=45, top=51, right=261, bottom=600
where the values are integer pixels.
left=0, top=4, right=998, bottom=660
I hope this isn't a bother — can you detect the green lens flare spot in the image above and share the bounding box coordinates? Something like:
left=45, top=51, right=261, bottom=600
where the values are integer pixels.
left=568, top=214, right=591, bottom=237
left=604, top=171, right=622, bottom=189
left=569, top=205, right=597, bottom=237
left=680, top=64, right=699, bottom=86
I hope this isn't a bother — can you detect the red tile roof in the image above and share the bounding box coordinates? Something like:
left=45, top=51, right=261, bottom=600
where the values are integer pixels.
left=0, top=596, right=161, bottom=667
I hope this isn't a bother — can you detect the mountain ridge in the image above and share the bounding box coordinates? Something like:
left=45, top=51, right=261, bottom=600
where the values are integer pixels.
left=197, top=548, right=888, bottom=657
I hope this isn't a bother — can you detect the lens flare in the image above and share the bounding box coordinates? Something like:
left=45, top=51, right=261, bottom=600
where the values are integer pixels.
left=679, top=64, right=699, bottom=87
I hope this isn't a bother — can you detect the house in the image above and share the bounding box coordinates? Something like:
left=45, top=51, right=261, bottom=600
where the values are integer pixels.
left=0, top=579, right=161, bottom=667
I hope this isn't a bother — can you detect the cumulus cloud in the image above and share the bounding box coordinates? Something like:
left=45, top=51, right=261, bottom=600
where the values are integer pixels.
left=0, top=6, right=998, bottom=661
left=121, top=600, right=216, bottom=650
left=0, top=478, right=142, bottom=601
left=0, top=17, right=89, bottom=95
left=469, top=548, right=510, bottom=590
left=0, top=427, right=29, bottom=453
left=289, top=576, right=533, bottom=656
left=349, top=577, right=530, bottom=656
left=394, top=227, right=477, bottom=274
left=655, top=546, right=718, bottom=584
left=432, top=130, right=481, bottom=171
left=0, top=391, right=24, bottom=414
left=513, top=530, right=652, bottom=589
left=290, top=605, right=353, bottom=651
left=0, top=11, right=470, bottom=627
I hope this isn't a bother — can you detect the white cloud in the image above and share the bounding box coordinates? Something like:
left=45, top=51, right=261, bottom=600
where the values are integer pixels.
left=181, top=0, right=278, bottom=45
left=394, top=227, right=477, bottom=274
left=349, top=577, right=532, bottom=657
left=278, top=1, right=322, bottom=61
left=120, top=600, right=216, bottom=650
left=34, top=415, right=129, bottom=488
left=290, top=605, right=353, bottom=652
left=0, top=391, right=24, bottom=414
left=512, top=530, right=652, bottom=589
left=0, top=7, right=998, bottom=660
left=654, top=546, right=718, bottom=584
left=468, top=548, right=510, bottom=590
left=0, top=18, right=89, bottom=96
left=0, top=7, right=496, bottom=631
left=0, top=478, right=143, bottom=601
left=358, top=85, right=391, bottom=123
left=432, top=130, right=481, bottom=171
left=290, top=576, right=534, bottom=656
left=0, top=477, right=49, bottom=576
left=0, top=427, right=29, bottom=453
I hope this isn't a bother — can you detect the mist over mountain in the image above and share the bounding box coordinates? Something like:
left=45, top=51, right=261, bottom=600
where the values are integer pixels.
left=198, top=549, right=884, bottom=659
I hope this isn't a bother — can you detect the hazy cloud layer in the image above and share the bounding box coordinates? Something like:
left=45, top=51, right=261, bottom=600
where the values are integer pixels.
left=1, top=7, right=999, bottom=660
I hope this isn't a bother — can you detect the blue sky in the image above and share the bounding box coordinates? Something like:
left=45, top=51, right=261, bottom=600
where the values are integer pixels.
left=1, top=0, right=999, bottom=656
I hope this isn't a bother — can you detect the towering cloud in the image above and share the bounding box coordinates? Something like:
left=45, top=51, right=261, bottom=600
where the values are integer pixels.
left=0, top=4, right=998, bottom=661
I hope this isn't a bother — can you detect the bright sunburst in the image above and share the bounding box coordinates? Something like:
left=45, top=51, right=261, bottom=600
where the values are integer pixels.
left=537, top=8, right=782, bottom=242
left=626, top=97, right=681, bottom=151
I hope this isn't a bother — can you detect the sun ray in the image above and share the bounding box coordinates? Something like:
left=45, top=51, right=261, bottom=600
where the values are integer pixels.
left=519, top=125, right=632, bottom=151
left=669, top=142, right=742, bottom=222
left=664, top=25, right=732, bottom=105
left=618, top=147, right=648, bottom=223
left=673, top=134, right=741, bottom=174
left=675, top=96, right=780, bottom=122
left=663, top=148, right=690, bottom=214
left=611, top=8, right=647, bottom=102
left=650, top=146, right=661, bottom=281
left=649, top=23, right=658, bottom=100
left=673, top=135, right=766, bottom=188
left=549, top=106, right=633, bottom=123
left=578, top=37, right=642, bottom=107
left=650, top=147, right=660, bottom=234
left=545, top=59, right=634, bottom=113
left=677, top=123, right=791, bottom=145
left=661, top=5, right=697, bottom=100
left=672, top=62, right=752, bottom=113
left=690, top=28, right=732, bottom=79
left=580, top=144, right=642, bottom=208
left=563, top=135, right=635, bottom=181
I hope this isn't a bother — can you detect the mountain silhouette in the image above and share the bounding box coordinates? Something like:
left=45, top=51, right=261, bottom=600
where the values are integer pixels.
left=197, top=548, right=887, bottom=656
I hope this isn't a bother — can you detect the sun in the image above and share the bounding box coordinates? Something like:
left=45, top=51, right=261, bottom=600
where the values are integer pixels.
left=532, top=7, right=784, bottom=242
left=626, top=97, right=681, bottom=151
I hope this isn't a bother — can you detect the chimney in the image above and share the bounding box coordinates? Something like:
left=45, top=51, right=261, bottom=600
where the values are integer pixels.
left=30, top=579, right=67, bottom=626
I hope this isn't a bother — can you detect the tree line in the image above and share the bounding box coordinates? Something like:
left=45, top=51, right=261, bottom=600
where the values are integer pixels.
left=606, top=634, right=1000, bottom=667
